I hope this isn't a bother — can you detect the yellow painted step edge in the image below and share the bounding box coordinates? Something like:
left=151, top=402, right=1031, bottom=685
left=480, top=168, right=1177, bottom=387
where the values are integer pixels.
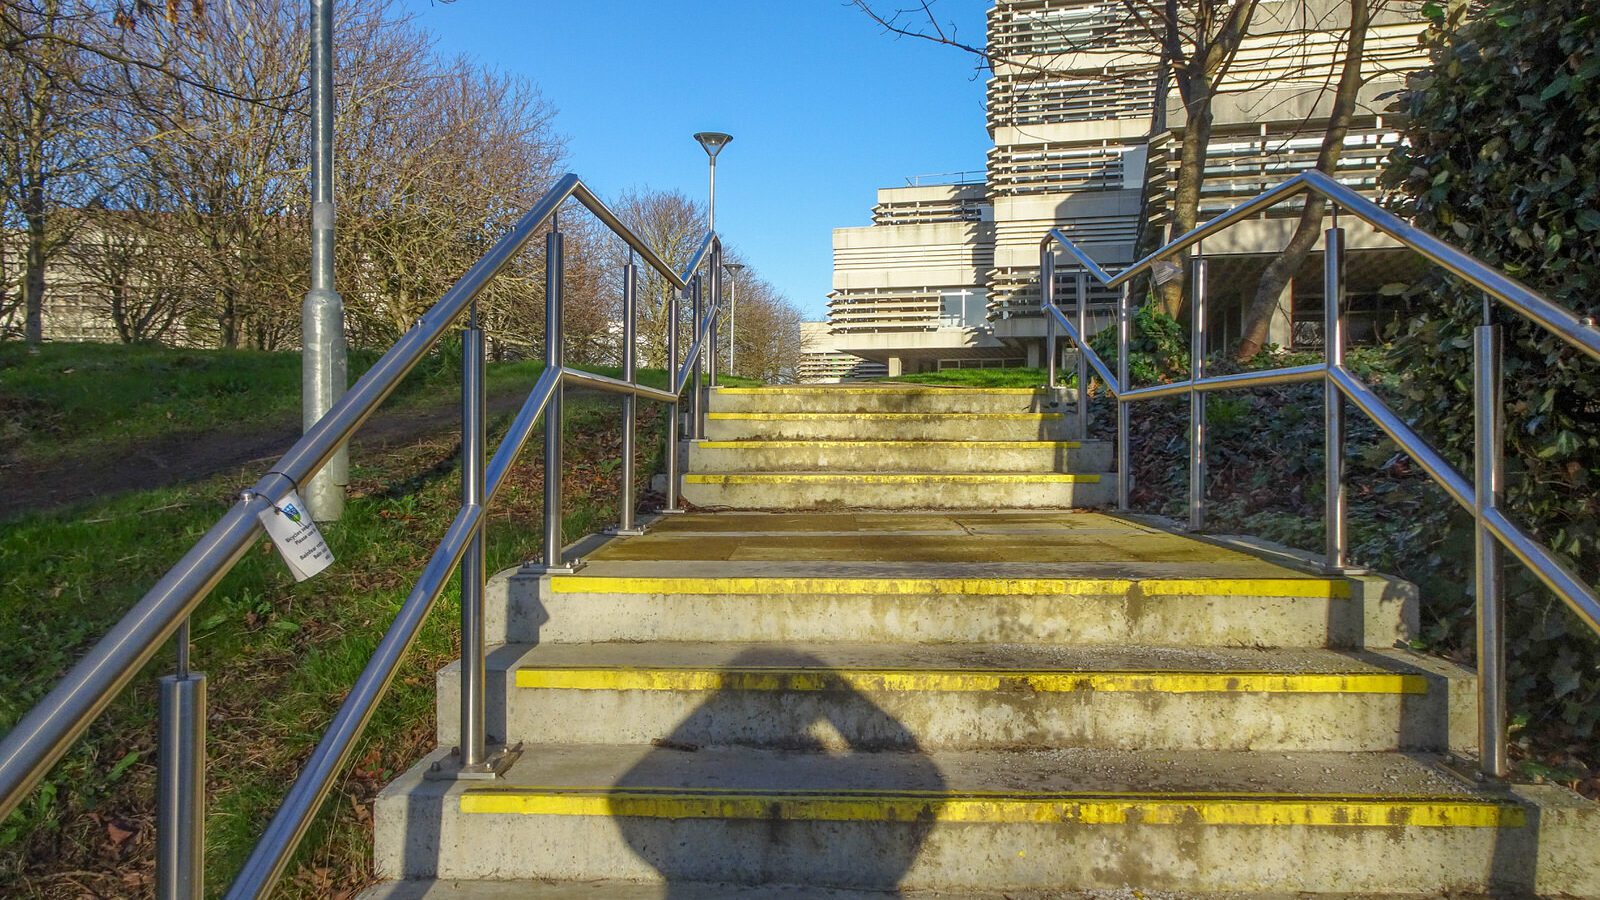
left=460, top=789, right=1522, bottom=828
left=549, top=576, right=1352, bottom=600
left=708, top=412, right=1064, bottom=421
left=696, top=440, right=1084, bottom=449
left=513, top=667, right=1427, bottom=694
left=716, top=386, right=1043, bottom=395
left=683, top=473, right=1101, bottom=485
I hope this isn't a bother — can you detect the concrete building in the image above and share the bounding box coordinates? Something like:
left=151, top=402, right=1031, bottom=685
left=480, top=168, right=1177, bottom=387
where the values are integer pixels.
left=828, top=0, right=1429, bottom=374
left=798, top=320, right=889, bottom=383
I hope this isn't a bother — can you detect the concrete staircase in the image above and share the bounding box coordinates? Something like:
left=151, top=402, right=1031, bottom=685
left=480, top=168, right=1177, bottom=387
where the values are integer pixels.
left=365, top=386, right=1600, bottom=898
left=682, top=385, right=1114, bottom=510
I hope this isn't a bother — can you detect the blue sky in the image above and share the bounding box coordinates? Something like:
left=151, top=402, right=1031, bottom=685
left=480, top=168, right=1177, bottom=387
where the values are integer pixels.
left=398, top=0, right=992, bottom=320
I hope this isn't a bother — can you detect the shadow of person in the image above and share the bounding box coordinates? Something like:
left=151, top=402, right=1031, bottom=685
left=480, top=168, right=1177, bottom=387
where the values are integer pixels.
left=609, top=648, right=946, bottom=896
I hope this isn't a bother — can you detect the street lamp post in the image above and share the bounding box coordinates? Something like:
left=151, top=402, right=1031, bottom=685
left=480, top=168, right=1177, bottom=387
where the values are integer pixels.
left=303, top=0, right=347, bottom=522
left=724, top=263, right=745, bottom=376
left=692, top=132, right=732, bottom=232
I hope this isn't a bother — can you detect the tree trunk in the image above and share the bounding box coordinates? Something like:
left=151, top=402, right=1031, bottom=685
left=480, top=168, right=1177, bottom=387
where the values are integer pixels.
left=1159, top=83, right=1214, bottom=322
left=1235, top=0, right=1372, bottom=360
left=217, top=286, right=239, bottom=348
left=23, top=185, right=46, bottom=344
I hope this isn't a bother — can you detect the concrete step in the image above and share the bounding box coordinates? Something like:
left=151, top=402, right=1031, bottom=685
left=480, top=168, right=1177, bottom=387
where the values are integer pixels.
left=679, top=472, right=1114, bottom=510
left=357, top=878, right=1456, bottom=898
left=435, top=642, right=1472, bottom=753
left=703, top=412, right=1079, bottom=442
left=687, top=439, right=1113, bottom=474
left=708, top=385, right=1071, bottom=414
left=484, top=512, right=1414, bottom=650
left=374, top=744, right=1599, bottom=895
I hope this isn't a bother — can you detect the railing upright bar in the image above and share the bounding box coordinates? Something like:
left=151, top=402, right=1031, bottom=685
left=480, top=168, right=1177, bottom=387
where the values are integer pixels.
left=1042, top=246, right=1057, bottom=388
left=541, top=227, right=565, bottom=569
left=458, top=315, right=487, bottom=767
left=1075, top=268, right=1089, bottom=440
left=155, top=624, right=204, bottom=900
left=1189, top=251, right=1208, bottom=531
left=663, top=282, right=682, bottom=513
left=1475, top=319, right=1507, bottom=778
left=708, top=249, right=720, bottom=389
left=617, top=263, right=641, bottom=534
left=1324, top=226, right=1348, bottom=572
left=691, top=275, right=706, bottom=440
left=1116, top=282, right=1132, bottom=511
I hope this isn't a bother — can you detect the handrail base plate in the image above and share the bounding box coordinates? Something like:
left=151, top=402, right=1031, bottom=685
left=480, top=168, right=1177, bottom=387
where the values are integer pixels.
left=425, top=742, right=523, bottom=782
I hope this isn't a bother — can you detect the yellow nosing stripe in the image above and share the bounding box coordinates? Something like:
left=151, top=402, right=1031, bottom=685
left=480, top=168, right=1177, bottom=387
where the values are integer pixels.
left=460, top=788, right=1522, bottom=828
left=696, top=440, right=1083, bottom=449
left=683, top=473, right=1100, bottom=485
left=550, top=576, right=1351, bottom=600
left=715, top=386, right=1042, bottom=395
left=707, top=412, right=1064, bottom=421
left=514, top=667, right=1426, bottom=694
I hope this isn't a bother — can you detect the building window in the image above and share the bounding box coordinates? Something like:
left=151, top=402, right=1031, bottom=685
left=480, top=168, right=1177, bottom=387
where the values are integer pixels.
left=939, top=289, right=986, bottom=329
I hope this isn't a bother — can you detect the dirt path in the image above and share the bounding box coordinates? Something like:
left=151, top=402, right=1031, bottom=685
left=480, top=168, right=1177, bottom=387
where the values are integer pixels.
left=0, top=387, right=543, bottom=520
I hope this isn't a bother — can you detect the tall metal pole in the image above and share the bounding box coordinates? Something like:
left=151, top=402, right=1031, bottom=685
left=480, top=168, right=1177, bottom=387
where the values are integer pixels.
left=725, top=264, right=744, bottom=376
left=1189, top=251, right=1208, bottom=531
left=1474, top=315, right=1507, bottom=778
left=708, top=154, right=717, bottom=234
left=541, top=228, right=565, bottom=570
left=458, top=313, right=486, bottom=768
left=1324, top=227, right=1349, bottom=571
left=1116, top=283, right=1131, bottom=511
left=303, top=0, right=347, bottom=522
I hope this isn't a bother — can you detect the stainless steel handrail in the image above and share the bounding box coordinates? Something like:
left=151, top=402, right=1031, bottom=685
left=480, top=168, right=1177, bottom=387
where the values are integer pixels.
left=0, top=170, right=731, bottom=900
left=1039, top=167, right=1600, bottom=781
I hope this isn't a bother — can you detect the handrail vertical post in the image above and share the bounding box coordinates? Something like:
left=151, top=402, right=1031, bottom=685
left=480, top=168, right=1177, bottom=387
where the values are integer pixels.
left=1075, top=268, right=1089, bottom=440
left=1116, top=283, right=1132, bottom=511
left=1324, top=226, right=1349, bottom=572
left=1189, top=250, right=1208, bottom=531
left=663, top=282, right=682, bottom=513
left=708, top=248, right=720, bottom=389
left=691, top=275, right=706, bottom=440
left=1042, top=246, right=1057, bottom=388
left=616, top=263, right=642, bottom=534
left=156, top=623, right=204, bottom=900
left=541, top=227, right=565, bottom=568
left=459, top=313, right=487, bottom=767
left=1475, top=318, right=1507, bottom=778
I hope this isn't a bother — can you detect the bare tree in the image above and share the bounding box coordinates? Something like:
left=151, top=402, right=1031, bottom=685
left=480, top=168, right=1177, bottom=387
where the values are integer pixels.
left=611, top=187, right=708, bottom=369
left=1233, top=0, right=1372, bottom=359
left=0, top=0, right=114, bottom=344
left=854, top=0, right=1260, bottom=321
left=61, top=207, right=198, bottom=342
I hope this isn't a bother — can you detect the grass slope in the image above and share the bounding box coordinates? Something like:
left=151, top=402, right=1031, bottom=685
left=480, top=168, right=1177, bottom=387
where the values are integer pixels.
left=875, top=366, right=1050, bottom=388
left=0, top=342, right=690, bottom=897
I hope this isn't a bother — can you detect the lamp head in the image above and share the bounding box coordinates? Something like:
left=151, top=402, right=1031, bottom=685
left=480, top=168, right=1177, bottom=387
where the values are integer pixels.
left=693, top=131, right=733, bottom=158
left=724, top=263, right=746, bottom=274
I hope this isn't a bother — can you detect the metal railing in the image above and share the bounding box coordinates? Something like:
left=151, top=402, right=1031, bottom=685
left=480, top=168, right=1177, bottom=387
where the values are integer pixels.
left=1039, top=168, right=1600, bottom=781
left=0, top=172, right=728, bottom=899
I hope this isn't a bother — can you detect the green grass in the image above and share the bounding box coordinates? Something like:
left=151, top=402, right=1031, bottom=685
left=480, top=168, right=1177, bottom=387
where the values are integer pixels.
left=0, top=341, right=677, bottom=897
left=0, top=341, right=744, bottom=466
left=876, top=366, right=1050, bottom=388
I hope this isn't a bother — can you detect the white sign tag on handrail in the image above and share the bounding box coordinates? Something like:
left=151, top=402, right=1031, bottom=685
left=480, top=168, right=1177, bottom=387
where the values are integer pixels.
left=256, top=490, right=335, bottom=582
